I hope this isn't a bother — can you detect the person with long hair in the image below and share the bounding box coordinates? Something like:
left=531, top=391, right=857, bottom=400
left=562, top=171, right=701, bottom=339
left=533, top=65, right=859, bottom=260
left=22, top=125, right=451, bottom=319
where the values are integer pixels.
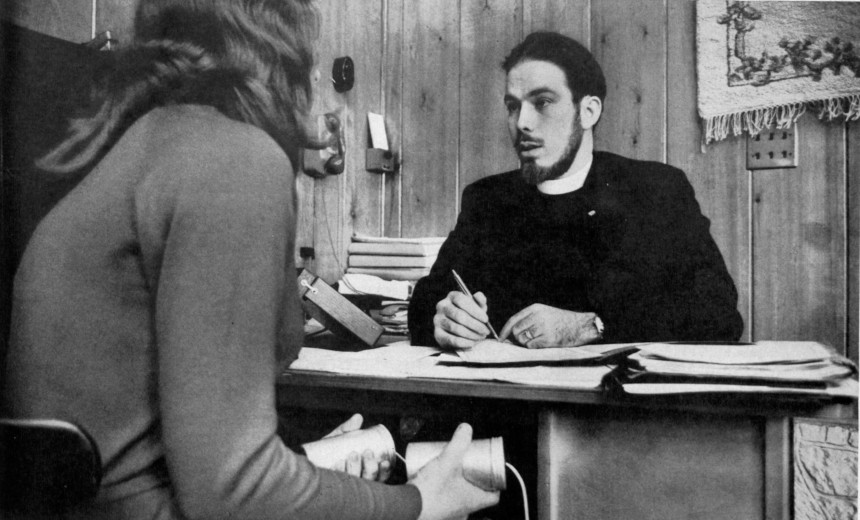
left=2, top=1, right=498, bottom=518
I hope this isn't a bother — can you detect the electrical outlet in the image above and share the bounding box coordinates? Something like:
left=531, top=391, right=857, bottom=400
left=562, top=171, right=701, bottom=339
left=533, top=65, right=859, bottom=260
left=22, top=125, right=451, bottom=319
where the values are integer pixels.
left=746, top=125, right=798, bottom=170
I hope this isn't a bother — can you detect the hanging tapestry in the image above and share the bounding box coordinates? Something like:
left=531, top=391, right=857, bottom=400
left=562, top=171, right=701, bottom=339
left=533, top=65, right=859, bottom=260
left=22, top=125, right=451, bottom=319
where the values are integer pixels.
left=696, top=0, right=860, bottom=144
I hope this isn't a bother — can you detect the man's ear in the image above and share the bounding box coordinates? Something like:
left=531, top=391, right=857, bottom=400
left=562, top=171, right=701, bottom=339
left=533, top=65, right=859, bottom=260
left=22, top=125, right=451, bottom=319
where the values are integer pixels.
left=579, top=95, right=602, bottom=130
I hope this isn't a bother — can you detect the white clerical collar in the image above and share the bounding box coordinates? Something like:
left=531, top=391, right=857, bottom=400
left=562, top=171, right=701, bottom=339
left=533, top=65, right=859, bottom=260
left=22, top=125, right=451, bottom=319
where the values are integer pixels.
left=537, top=151, right=593, bottom=195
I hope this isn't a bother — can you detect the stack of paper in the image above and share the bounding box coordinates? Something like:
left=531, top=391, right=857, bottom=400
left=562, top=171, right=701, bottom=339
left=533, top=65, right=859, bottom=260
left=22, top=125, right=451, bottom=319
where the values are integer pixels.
left=290, top=341, right=617, bottom=390
left=346, top=234, right=445, bottom=281
left=617, top=341, right=858, bottom=398
left=338, top=273, right=412, bottom=301
left=287, top=340, right=859, bottom=398
left=438, top=340, right=641, bottom=366
left=369, top=302, right=410, bottom=335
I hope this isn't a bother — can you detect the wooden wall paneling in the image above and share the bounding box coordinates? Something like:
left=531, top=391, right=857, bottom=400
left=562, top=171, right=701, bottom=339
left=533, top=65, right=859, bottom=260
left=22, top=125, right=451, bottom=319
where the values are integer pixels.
left=309, top=0, right=351, bottom=283
left=310, top=1, right=387, bottom=282
left=458, top=0, right=521, bottom=196
left=523, top=0, right=590, bottom=41
left=666, top=0, right=751, bottom=341
left=400, top=0, right=460, bottom=237
left=94, top=0, right=135, bottom=48
left=383, top=0, right=404, bottom=237
left=295, top=153, right=316, bottom=271
left=0, top=0, right=93, bottom=42
left=752, top=115, right=847, bottom=352
left=294, top=41, right=325, bottom=270
left=590, top=0, right=666, bottom=162
left=341, top=1, right=385, bottom=240
left=848, top=121, right=859, bottom=362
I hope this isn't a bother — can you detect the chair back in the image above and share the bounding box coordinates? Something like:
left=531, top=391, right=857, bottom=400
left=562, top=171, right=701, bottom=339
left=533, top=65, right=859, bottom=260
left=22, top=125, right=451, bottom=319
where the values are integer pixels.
left=0, top=418, right=102, bottom=515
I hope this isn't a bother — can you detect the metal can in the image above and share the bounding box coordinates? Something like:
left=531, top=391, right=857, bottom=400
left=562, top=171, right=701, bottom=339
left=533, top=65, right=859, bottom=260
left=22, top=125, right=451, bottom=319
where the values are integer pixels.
left=405, top=436, right=506, bottom=491
left=301, top=424, right=396, bottom=470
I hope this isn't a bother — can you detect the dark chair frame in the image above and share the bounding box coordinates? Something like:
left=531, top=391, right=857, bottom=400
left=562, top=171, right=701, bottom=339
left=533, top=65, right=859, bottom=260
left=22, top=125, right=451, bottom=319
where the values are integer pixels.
left=0, top=418, right=102, bottom=515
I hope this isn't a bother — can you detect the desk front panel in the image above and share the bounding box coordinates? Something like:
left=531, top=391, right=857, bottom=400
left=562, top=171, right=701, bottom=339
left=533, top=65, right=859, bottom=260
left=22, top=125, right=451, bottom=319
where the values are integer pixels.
left=539, top=406, right=764, bottom=520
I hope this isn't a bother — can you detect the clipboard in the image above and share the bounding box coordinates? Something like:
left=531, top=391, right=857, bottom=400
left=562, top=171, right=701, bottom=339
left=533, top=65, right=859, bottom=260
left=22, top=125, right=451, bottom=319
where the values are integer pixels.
left=297, top=269, right=384, bottom=347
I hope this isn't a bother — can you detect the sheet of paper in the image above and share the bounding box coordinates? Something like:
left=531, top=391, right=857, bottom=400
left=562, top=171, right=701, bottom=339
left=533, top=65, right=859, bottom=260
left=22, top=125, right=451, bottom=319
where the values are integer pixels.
left=623, top=378, right=859, bottom=398
left=439, top=340, right=642, bottom=365
left=290, top=343, right=439, bottom=377
left=629, top=354, right=854, bottom=382
left=637, top=341, right=834, bottom=365
left=408, top=364, right=612, bottom=389
left=367, top=112, right=389, bottom=151
left=289, top=342, right=612, bottom=389
left=338, top=273, right=412, bottom=300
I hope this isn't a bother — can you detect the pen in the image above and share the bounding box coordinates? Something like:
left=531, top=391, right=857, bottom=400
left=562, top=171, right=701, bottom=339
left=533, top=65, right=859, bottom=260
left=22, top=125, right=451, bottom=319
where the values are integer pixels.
left=451, top=269, right=501, bottom=341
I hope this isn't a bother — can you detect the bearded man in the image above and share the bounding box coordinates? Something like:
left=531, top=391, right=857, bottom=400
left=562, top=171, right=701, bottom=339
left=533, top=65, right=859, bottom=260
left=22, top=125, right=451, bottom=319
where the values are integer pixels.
left=408, top=31, right=744, bottom=350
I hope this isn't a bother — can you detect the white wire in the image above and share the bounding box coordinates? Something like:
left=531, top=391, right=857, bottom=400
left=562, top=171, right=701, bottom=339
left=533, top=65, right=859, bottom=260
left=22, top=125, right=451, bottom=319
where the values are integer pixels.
left=506, top=462, right=530, bottom=520
left=397, top=451, right=530, bottom=520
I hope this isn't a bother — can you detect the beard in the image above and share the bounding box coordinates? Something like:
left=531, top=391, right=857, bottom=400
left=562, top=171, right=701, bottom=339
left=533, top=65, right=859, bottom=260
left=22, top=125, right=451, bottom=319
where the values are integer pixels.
left=519, top=116, right=583, bottom=186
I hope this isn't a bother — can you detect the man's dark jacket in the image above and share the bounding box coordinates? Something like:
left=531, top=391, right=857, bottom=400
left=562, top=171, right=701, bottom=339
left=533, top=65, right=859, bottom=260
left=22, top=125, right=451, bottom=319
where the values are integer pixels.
left=408, top=151, right=744, bottom=346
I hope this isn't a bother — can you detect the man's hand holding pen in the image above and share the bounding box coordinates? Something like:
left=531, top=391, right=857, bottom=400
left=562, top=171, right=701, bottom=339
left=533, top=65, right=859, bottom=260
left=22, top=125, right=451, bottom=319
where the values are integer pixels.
left=433, top=290, right=493, bottom=350
left=434, top=270, right=605, bottom=349
left=434, top=294, right=605, bottom=349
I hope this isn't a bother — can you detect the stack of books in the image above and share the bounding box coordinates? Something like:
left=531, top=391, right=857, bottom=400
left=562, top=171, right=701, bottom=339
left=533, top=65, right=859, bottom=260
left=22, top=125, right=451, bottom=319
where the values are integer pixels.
left=346, top=234, right=446, bottom=281
left=614, top=341, right=858, bottom=398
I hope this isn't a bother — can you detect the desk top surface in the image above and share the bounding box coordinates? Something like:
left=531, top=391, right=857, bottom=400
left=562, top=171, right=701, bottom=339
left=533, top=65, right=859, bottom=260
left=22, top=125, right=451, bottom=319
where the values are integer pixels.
left=279, top=334, right=857, bottom=419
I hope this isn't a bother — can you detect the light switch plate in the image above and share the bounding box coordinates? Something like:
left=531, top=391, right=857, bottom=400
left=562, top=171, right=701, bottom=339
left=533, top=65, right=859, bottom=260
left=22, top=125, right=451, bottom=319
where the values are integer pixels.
left=746, top=125, right=798, bottom=170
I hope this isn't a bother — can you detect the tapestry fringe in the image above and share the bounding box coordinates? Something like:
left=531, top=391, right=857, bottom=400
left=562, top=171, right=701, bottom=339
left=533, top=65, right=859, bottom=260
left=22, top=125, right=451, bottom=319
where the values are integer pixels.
left=702, top=94, right=860, bottom=145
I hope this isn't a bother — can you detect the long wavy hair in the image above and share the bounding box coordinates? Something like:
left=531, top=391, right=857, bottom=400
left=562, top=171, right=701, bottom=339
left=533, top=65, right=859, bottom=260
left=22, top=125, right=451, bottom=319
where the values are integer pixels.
left=38, top=0, right=320, bottom=173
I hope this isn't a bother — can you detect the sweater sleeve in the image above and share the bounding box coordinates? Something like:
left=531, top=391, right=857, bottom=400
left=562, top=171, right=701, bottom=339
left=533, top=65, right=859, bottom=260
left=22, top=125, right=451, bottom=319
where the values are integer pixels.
left=135, top=123, right=421, bottom=520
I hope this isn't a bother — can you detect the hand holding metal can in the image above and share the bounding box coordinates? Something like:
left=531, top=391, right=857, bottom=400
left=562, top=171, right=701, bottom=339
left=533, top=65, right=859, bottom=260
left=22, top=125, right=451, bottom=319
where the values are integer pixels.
left=301, top=424, right=396, bottom=472
left=405, top=436, right=506, bottom=491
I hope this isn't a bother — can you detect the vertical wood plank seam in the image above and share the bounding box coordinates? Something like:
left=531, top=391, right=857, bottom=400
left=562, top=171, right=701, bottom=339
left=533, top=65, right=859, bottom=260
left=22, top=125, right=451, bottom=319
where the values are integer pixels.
left=842, top=122, right=850, bottom=355
left=849, top=122, right=858, bottom=358
left=378, top=0, right=387, bottom=237
left=749, top=169, right=756, bottom=341
left=456, top=4, right=461, bottom=217
left=397, top=0, right=404, bottom=236
left=662, top=0, right=668, bottom=164
left=340, top=131, right=346, bottom=271
left=519, top=0, right=523, bottom=39
left=456, top=4, right=463, bottom=217
left=585, top=0, right=591, bottom=45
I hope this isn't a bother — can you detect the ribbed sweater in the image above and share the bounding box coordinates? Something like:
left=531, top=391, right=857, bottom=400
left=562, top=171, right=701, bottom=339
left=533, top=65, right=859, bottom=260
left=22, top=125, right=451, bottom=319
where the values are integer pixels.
left=4, top=105, right=421, bottom=520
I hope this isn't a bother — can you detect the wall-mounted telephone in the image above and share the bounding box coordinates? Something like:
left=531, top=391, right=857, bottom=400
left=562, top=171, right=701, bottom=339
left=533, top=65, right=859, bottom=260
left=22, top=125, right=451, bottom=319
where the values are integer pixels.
left=322, top=113, right=345, bottom=175
left=302, top=112, right=345, bottom=178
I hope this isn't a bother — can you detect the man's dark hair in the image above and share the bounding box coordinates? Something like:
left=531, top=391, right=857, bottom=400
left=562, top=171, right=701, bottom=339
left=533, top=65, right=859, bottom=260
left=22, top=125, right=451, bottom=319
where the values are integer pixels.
left=502, top=31, right=606, bottom=104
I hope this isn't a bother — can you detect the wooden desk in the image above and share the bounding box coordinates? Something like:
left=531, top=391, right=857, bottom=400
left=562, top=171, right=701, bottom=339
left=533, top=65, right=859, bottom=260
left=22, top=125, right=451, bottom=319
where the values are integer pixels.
left=277, top=364, right=855, bottom=520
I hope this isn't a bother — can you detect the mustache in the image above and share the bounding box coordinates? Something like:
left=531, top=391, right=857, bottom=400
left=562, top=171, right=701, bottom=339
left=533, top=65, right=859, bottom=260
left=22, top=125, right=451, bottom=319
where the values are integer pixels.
left=515, top=134, right=543, bottom=151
